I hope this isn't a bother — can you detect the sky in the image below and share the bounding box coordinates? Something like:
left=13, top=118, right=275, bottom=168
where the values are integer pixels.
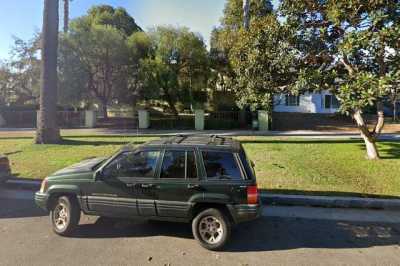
left=0, top=0, right=227, bottom=60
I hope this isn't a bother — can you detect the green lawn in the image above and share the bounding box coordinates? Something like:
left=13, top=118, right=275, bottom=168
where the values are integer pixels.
left=1, top=135, right=399, bottom=197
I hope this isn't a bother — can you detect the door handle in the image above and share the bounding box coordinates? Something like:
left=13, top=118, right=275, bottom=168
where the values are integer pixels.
left=141, top=183, right=155, bottom=188
left=187, top=184, right=202, bottom=190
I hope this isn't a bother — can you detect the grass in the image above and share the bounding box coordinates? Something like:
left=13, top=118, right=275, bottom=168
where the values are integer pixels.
left=1, top=135, right=399, bottom=197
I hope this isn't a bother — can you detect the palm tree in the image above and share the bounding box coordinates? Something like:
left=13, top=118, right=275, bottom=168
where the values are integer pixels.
left=63, top=0, right=72, bottom=33
left=35, top=0, right=61, bottom=144
left=243, top=0, right=251, bottom=30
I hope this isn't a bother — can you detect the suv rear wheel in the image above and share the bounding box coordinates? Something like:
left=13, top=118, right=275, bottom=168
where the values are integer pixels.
left=50, top=196, right=81, bottom=236
left=192, top=208, right=231, bottom=251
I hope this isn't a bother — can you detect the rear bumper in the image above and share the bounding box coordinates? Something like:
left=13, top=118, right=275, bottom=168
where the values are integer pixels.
left=34, top=192, right=49, bottom=211
left=230, top=204, right=262, bottom=224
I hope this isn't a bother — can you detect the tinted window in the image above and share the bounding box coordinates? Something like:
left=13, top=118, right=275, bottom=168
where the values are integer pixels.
left=104, top=151, right=160, bottom=178
left=202, top=151, right=242, bottom=180
left=187, top=151, right=198, bottom=179
left=239, top=150, right=255, bottom=179
left=161, top=151, right=186, bottom=179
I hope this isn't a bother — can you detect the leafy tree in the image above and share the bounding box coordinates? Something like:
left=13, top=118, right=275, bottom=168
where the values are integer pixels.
left=86, top=5, right=141, bottom=36
left=0, top=36, right=41, bottom=106
left=138, top=26, right=209, bottom=115
left=209, top=0, right=278, bottom=112
left=60, top=5, right=141, bottom=118
left=0, top=62, right=13, bottom=106
left=62, top=21, right=130, bottom=117
left=280, top=0, right=400, bottom=159
left=230, top=15, right=299, bottom=114
left=36, top=0, right=61, bottom=144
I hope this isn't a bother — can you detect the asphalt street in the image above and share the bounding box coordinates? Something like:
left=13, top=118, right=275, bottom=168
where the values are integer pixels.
left=0, top=187, right=399, bottom=266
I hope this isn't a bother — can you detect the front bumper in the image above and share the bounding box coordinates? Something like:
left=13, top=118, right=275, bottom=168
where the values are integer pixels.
left=230, top=204, right=262, bottom=224
left=34, top=192, right=49, bottom=211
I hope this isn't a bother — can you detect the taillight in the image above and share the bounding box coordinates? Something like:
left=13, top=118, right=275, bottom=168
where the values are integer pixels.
left=247, top=185, right=259, bottom=204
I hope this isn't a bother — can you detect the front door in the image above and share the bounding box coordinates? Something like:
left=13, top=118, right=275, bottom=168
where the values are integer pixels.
left=85, top=150, right=161, bottom=218
left=155, top=149, right=202, bottom=218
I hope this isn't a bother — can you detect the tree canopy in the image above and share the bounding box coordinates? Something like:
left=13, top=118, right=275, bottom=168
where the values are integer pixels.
left=279, top=0, right=400, bottom=159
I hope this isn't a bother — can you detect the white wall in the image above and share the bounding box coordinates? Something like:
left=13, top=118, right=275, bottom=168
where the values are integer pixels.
left=273, top=91, right=339, bottom=114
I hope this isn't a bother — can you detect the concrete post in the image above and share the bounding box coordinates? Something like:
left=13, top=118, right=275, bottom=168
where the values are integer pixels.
left=258, top=110, right=269, bottom=131
left=0, top=113, right=6, bottom=127
left=195, top=109, right=205, bottom=131
left=85, top=110, right=97, bottom=128
left=138, top=110, right=150, bottom=129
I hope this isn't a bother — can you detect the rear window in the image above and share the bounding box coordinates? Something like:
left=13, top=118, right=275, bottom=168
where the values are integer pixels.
left=201, top=151, right=242, bottom=180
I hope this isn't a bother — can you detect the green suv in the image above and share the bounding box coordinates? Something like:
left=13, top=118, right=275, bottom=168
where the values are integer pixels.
left=35, top=135, right=261, bottom=250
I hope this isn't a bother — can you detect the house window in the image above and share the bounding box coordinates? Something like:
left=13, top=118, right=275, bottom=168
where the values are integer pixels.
left=324, top=95, right=340, bottom=109
left=285, top=95, right=300, bottom=106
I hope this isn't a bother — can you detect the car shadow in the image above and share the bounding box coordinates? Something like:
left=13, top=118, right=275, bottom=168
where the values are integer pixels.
left=225, top=217, right=400, bottom=252
left=73, top=218, right=193, bottom=240
left=70, top=215, right=400, bottom=253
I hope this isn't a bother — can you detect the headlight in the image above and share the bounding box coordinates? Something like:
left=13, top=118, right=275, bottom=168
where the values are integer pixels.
left=40, top=178, right=49, bottom=193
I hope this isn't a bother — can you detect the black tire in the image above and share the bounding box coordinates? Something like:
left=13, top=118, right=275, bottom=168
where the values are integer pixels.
left=192, top=208, right=231, bottom=251
left=50, top=196, right=81, bottom=236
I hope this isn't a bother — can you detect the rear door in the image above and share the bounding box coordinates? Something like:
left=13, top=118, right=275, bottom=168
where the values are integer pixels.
left=155, top=148, right=202, bottom=218
left=199, top=150, right=250, bottom=205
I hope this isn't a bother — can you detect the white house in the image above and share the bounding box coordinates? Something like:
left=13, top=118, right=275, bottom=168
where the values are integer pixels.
left=274, top=91, right=340, bottom=114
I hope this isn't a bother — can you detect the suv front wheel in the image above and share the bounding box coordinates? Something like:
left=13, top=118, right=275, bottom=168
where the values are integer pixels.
left=50, top=196, right=81, bottom=236
left=192, top=208, right=231, bottom=250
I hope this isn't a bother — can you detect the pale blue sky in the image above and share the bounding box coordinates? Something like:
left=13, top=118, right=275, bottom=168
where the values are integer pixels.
left=0, top=0, right=227, bottom=59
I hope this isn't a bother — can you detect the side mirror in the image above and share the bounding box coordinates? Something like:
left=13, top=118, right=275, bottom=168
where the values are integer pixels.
left=251, top=160, right=256, bottom=168
left=94, top=170, right=104, bottom=181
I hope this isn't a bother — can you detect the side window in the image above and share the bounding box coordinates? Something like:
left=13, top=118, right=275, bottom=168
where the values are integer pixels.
left=187, top=151, right=198, bottom=179
left=161, top=151, right=186, bottom=179
left=201, top=151, right=242, bottom=180
left=160, top=150, right=198, bottom=179
left=104, top=151, right=160, bottom=179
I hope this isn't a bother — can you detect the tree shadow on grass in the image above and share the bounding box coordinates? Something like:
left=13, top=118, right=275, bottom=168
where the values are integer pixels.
left=240, top=138, right=400, bottom=160
left=378, top=141, right=400, bottom=159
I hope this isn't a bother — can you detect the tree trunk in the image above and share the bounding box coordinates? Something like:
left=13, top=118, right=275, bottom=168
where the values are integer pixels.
left=243, top=0, right=251, bottom=30
left=162, top=88, right=178, bottom=117
left=100, top=99, right=108, bottom=119
left=36, top=0, right=60, bottom=144
left=352, top=109, right=381, bottom=160
left=63, top=0, right=70, bottom=33
left=394, top=99, right=398, bottom=122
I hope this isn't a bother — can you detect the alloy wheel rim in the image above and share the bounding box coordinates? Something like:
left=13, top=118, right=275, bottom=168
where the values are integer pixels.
left=53, top=202, right=69, bottom=230
left=198, top=216, right=224, bottom=245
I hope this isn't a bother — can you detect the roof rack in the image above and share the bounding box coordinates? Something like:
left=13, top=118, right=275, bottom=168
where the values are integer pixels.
left=164, top=135, right=187, bottom=145
left=209, top=135, right=226, bottom=146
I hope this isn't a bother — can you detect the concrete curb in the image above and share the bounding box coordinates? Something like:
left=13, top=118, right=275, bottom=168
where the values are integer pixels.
left=261, top=193, right=400, bottom=210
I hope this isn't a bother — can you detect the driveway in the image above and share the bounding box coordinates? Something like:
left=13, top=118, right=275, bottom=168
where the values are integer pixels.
left=0, top=187, right=399, bottom=266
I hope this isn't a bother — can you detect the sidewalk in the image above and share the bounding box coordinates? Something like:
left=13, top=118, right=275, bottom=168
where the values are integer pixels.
left=1, top=127, right=400, bottom=140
